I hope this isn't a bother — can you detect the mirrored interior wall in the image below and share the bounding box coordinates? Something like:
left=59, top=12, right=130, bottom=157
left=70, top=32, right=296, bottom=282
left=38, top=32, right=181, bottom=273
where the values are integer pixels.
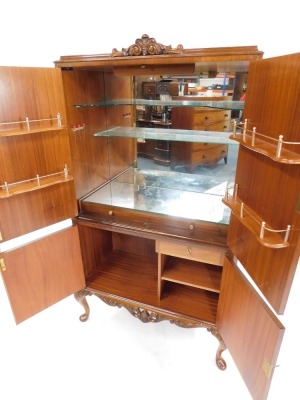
left=132, top=73, right=242, bottom=178
left=82, top=71, right=243, bottom=223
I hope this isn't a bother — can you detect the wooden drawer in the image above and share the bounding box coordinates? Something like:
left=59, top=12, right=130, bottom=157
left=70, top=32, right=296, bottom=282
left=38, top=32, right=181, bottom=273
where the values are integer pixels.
left=142, top=82, right=156, bottom=96
left=156, top=240, right=226, bottom=266
left=190, top=143, right=228, bottom=165
left=193, top=120, right=229, bottom=131
left=193, top=109, right=227, bottom=125
left=223, top=120, right=232, bottom=132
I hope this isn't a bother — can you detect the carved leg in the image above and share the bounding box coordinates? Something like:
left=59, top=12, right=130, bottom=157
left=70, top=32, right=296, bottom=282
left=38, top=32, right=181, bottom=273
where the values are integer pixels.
left=207, top=326, right=227, bottom=370
left=74, top=290, right=90, bottom=322
left=215, top=341, right=227, bottom=370
left=81, top=291, right=228, bottom=370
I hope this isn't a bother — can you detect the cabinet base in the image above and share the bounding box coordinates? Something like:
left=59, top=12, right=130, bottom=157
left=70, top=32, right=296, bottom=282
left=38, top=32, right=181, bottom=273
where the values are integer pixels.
left=74, top=288, right=227, bottom=370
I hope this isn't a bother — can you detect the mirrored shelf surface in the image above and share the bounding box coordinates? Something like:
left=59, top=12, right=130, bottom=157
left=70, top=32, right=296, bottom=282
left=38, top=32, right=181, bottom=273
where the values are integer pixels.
left=95, top=126, right=238, bottom=144
left=75, top=98, right=245, bottom=111
left=82, top=168, right=233, bottom=225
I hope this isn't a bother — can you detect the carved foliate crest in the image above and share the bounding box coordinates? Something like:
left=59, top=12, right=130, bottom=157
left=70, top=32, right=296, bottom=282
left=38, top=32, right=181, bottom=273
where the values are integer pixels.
left=111, top=34, right=183, bottom=57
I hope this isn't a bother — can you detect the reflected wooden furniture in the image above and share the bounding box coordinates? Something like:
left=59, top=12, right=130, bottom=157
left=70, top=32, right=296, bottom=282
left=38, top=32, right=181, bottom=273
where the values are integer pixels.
left=171, top=107, right=231, bottom=171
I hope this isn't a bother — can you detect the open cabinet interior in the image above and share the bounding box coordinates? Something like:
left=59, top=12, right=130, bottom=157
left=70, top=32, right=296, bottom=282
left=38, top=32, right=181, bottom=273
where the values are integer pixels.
left=0, top=36, right=299, bottom=399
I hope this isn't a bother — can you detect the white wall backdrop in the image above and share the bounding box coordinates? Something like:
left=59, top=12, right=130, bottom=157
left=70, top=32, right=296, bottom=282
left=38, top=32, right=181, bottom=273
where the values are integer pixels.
left=0, top=0, right=299, bottom=67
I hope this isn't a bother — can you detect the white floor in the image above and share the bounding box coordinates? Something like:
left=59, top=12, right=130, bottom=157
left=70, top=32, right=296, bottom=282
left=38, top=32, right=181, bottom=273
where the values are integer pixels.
left=0, top=265, right=299, bottom=400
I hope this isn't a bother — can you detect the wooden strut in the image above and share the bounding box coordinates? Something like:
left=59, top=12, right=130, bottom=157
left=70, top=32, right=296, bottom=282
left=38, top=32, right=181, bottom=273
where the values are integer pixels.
left=74, top=289, right=227, bottom=370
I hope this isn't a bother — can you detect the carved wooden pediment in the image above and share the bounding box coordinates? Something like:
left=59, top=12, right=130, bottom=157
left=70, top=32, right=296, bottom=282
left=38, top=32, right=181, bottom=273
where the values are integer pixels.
left=111, top=34, right=184, bottom=57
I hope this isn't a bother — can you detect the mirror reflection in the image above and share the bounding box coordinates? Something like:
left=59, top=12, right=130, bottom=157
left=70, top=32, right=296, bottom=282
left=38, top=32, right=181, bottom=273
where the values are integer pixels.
left=83, top=72, right=244, bottom=224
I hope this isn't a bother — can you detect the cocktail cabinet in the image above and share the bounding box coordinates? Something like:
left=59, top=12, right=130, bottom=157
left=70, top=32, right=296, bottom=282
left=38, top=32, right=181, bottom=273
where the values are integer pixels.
left=0, top=35, right=299, bottom=399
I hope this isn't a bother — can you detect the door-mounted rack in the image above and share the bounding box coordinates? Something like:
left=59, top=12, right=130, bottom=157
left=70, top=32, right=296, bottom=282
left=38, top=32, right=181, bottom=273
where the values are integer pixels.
left=0, top=165, right=72, bottom=198
left=231, top=120, right=300, bottom=164
left=0, top=113, right=64, bottom=137
left=223, top=184, right=291, bottom=248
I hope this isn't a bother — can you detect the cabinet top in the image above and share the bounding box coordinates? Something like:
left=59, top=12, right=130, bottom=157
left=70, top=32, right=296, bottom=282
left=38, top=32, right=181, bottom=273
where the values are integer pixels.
left=55, top=35, right=263, bottom=73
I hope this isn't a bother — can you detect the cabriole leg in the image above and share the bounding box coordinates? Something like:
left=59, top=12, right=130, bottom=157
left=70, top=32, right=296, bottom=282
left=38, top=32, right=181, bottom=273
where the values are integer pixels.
left=207, top=326, right=227, bottom=370
left=74, top=290, right=90, bottom=322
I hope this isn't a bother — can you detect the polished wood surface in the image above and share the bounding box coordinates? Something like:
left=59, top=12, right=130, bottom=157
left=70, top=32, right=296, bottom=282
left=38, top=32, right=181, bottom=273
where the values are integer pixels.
left=160, top=257, right=222, bottom=293
left=55, top=45, right=263, bottom=71
left=227, top=53, right=300, bottom=313
left=77, top=222, right=220, bottom=323
left=217, top=256, right=284, bottom=400
left=0, top=226, right=85, bottom=324
left=77, top=206, right=228, bottom=247
left=61, top=69, right=135, bottom=199
left=87, top=251, right=219, bottom=323
left=156, top=240, right=226, bottom=266
left=0, top=67, right=67, bottom=130
left=0, top=182, right=77, bottom=241
left=0, top=67, right=78, bottom=240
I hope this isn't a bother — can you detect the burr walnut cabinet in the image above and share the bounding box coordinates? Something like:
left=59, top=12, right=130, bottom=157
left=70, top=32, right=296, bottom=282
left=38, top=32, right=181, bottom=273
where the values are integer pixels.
left=0, top=35, right=299, bottom=399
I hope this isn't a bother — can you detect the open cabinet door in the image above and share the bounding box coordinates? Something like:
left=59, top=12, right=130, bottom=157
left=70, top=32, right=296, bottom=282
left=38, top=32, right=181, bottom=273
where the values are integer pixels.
left=219, top=52, right=300, bottom=398
left=223, top=52, right=300, bottom=314
left=217, top=256, right=284, bottom=400
left=0, top=226, right=85, bottom=324
left=0, top=66, right=85, bottom=323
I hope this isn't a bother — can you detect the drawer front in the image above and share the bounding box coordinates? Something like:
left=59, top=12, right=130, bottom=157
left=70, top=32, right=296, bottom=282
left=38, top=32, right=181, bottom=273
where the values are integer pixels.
left=142, top=82, right=156, bottom=96
left=193, top=121, right=229, bottom=131
left=156, top=240, right=226, bottom=266
left=190, top=144, right=228, bottom=164
left=223, top=110, right=231, bottom=121
left=193, top=109, right=228, bottom=125
left=223, top=120, right=232, bottom=132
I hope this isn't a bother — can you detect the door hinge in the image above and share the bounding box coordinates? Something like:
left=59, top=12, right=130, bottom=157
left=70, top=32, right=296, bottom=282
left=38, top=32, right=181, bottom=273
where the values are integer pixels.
left=262, top=358, right=273, bottom=379
left=0, top=258, right=6, bottom=272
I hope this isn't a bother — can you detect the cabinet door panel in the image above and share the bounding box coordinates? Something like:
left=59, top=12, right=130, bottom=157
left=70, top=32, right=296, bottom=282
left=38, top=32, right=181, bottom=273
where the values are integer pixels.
left=217, top=256, right=284, bottom=400
left=0, top=181, right=77, bottom=241
left=227, top=53, right=300, bottom=313
left=0, top=226, right=85, bottom=324
left=0, top=66, right=78, bottom=241
left=0, top=67, right=67, bottom=127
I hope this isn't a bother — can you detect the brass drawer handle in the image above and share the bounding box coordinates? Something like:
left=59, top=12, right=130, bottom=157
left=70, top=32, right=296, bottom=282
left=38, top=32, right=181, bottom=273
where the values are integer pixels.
left=186, top=247, right=192, bottom=255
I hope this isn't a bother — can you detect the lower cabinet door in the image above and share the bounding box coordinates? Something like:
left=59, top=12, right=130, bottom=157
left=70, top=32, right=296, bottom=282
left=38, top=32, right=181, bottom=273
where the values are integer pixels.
left=0, top=225, right=85, bottom=324
left=217, top=255, right=284, bottom=400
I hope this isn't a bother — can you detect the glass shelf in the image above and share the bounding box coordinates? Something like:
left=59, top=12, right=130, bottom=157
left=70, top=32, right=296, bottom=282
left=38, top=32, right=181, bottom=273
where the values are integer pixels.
left=75, top=98, right=245, bottom=111
left=94, top=127, right=237, bottom=144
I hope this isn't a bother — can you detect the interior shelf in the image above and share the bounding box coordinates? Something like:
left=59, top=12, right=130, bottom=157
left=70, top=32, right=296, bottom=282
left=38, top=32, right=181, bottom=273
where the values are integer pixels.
left=161, top=256, right=222, bottom=293
left=86, top=250, right=158, bottom=304
left=94, top=126, right=236, bottom=144
left=86, top=249, right=218, bottom=323
left=223, top=190, right=291, bottom=248
left=160, top=282, right=218, bottom=323
left=74, top=98, right=245, bottom=111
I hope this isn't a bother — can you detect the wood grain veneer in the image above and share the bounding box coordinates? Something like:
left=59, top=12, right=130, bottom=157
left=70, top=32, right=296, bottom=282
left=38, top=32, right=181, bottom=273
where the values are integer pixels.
left=60, top=69, right=135, bottom=199
left=217, top=256, right=284, bottom=400
left=1, top=226, right=85, bottom=324
left=228, top=53, right=300, bottom=313
left=0, top=66, right=78, bottom=239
